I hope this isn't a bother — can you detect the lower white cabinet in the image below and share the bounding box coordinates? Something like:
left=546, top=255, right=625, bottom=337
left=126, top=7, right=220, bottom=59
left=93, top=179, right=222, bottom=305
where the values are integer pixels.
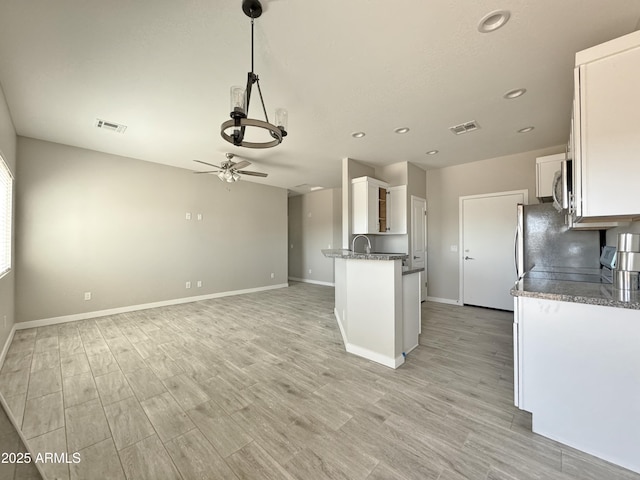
left=515, top=295, right=640, bottom=474
left=402, top=272, right=420, bottom=354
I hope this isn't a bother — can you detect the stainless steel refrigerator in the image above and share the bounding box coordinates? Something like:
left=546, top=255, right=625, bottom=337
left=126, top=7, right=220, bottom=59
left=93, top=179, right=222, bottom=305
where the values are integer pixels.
left=515, top=203, right=601, bottom=277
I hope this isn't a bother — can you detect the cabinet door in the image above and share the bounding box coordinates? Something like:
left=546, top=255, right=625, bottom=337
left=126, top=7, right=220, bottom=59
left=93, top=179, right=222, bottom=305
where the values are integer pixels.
left=579, top=46, right=640, bottom=217
left=352, top=180, right=381, bottom=234
left=536, top=155, right=563, bottom=199
left=386, top=185, right=407, bottom=234
left=572, top=88, right=583, bottom=219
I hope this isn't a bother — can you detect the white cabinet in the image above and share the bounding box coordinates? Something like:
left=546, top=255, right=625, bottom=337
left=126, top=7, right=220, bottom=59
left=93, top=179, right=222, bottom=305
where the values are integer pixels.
left=352, top=177, right=406, bottom=234
left=352, top=176, right=385, bottom=234
left=516, top=296, right=640, bottom=474
left=572, top=30, right=640, bottom=220
left=535, top=153, right=563, bottom=200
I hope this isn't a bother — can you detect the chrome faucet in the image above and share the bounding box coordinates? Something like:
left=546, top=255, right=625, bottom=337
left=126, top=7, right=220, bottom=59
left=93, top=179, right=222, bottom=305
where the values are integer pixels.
left=351, top=234, right=371, bottom=254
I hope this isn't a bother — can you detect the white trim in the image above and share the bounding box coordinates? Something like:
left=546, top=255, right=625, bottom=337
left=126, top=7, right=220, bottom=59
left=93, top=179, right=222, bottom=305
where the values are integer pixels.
left=345, top=343, right=405, bottom=369
left=333, top=307, right=347, bottom=346
left=288, top=277, right=334, bottom=287
left=426, top=296, right=462, bottom=306
left=0, top=324, right=16, bottom=369
left=332, top=307, right=404, bottom=369
left=14, top=283, right=289, bottom=330
left=458, top=189, right=528, bottom=306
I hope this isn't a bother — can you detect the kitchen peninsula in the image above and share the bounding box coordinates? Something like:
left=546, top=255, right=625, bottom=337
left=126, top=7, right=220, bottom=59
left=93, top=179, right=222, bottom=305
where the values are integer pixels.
left=322, top=249, right=423, bottom=368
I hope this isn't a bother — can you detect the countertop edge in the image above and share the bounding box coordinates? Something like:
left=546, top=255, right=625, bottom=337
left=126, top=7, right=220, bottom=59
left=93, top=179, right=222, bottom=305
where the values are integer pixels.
left=402, top=267, right=424, bottom=276
left=511, top=280, right=640, bottom=310
left=321, top=249, right=409, bottom=261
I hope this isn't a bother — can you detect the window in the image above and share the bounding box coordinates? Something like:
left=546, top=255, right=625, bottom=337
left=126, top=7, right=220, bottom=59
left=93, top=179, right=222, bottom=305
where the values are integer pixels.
left=0, top=153, right=12, bottom=278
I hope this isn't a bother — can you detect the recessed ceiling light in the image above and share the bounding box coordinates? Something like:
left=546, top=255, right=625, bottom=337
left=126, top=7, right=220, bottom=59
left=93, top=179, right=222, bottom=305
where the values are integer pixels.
left=426, top=150, right=439, bottom=155
left=504, top=88, right=527, bottom=99
left=478, top=10, right=511, bottom=33
left=518, top=126, right=535, bottom=133
left=310, top=186, right=324, bottom=191
left=351, top=131, right=366, bottom=138
left=394, top=127, right=410, bottom=134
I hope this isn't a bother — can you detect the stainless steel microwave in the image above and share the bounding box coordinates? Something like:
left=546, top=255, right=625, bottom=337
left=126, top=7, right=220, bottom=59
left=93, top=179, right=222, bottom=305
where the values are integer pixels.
left=552, top=159, right=572, bottom=212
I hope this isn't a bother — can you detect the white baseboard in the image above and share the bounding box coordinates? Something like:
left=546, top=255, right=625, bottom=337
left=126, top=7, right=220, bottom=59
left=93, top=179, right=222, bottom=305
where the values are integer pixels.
left=15, top=283, right=289, bottom=331
left=346, top=343, right=405, bottom=369
left=426, top=296, right=462, bottom=306
left=0, top=324, right=17, bottom=370
left=288, top=277, right=335, bottom=287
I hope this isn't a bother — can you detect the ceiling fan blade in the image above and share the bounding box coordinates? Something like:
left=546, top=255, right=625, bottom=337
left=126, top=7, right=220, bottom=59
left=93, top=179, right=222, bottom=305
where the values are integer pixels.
left=193, top=159, right=222, bottom=169
left=193, top=170, right=221, bottom=174
left=237, top=170, right=268, bottom=177
left=231, top=160, right=251, bottom=170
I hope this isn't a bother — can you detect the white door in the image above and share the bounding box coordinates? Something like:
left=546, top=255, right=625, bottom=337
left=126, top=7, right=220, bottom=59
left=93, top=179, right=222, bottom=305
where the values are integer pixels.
left=461, top=191, right=526, bottom=311
left=411, top=196, right=427, bottom=302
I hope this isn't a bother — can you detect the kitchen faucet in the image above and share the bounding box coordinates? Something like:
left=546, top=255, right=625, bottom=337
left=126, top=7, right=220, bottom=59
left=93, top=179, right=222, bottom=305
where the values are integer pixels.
left=351, top=234, right=371, bottom=254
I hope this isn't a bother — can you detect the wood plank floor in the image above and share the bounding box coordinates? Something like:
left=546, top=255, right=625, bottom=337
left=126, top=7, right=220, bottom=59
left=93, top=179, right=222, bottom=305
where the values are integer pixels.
left=1, top=282, right=638, bottom=480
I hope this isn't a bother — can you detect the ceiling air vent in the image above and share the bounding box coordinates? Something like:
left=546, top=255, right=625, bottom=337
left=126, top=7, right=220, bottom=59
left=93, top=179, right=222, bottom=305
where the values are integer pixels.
left=449, top=120, right=480, bottom=135
left=95, top=118, right=127, bottom=134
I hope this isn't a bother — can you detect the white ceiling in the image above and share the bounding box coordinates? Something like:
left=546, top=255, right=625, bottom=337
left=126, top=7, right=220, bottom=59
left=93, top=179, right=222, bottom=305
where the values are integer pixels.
left=1, top=1, right=639, bottom=194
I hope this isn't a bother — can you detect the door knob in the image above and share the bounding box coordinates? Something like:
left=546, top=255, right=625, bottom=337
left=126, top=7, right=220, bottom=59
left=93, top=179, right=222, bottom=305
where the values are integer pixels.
left=464, top=256, right=475, bottom=260
left=413, top=255, right=419, bottom=259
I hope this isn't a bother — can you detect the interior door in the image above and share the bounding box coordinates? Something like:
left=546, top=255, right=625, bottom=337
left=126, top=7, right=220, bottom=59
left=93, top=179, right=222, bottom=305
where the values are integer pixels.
left=461, top=191, right=525, bottom=311
left=411, top=196, right=427, bottom=302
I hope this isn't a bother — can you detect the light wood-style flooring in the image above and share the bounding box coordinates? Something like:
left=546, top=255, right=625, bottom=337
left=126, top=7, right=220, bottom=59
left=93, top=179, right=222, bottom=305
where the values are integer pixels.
left=0, top=282, right=638, bottom=480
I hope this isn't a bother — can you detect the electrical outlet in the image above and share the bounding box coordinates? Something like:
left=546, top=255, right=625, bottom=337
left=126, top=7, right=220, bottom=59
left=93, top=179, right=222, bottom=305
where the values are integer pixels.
left=84, top=292, right=92, bottom=301
left=270, top=273, right=275, bottom=279
left=197, top=213, right=203, bottom=221
left=196, top=280, right=202, bottom=288
left=308, top=269, right=312, bottom=274
left=185, top=212, right=192, bottom=220
left=185, top=281, right=191, bottom=289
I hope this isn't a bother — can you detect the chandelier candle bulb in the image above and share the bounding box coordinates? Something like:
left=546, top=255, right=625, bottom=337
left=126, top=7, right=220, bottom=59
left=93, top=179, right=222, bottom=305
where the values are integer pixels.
left=230, top=86, right=246, bottom=115
left=275, top=108, right=288, bottom=131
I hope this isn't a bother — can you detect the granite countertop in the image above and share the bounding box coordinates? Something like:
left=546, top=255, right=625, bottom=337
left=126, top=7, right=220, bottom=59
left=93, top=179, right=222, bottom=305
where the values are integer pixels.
left=321, top=249, right=408, bottom=261
left=321, top=249, right=423, bottom=275
left=511, top=274, right=640, bottom=310
left=402, top=267, right=424, bottom=276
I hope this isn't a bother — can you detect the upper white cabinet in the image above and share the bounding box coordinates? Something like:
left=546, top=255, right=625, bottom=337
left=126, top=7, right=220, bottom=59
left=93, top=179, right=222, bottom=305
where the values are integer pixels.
left=352, top=176, right=407, bottom=234
left=572, top=30, right=640, bottom=220
left=535, top=153, right=564, bottom=200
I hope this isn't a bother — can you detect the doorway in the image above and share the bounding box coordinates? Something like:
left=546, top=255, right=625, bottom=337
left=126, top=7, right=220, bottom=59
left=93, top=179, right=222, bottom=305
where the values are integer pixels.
left=459, top=190, right=528, bottom=311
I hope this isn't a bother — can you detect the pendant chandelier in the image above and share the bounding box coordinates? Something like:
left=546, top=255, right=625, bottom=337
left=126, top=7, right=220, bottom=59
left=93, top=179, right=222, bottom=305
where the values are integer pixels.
left=220, top=0, right=288, bottom=149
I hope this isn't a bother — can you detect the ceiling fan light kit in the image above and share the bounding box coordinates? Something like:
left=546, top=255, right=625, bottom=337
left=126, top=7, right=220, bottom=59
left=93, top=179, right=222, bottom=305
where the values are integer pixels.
left=220, top=0, right=288, bottom=149
left=193, top=153, right=267, bottom=183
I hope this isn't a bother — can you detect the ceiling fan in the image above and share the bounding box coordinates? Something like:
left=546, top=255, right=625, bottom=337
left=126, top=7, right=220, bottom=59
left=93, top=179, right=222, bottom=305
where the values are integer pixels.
left=193, top=153, right=268, bottom=183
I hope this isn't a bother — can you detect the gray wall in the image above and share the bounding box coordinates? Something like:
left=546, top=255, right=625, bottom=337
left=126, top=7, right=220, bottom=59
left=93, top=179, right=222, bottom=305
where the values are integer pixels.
left=426, top=145, right=563, bottom=302
left=606, top=221, right=640, bottom=247
left=16, top=137, right=288, bottom=323
left=0, top=86, right=16, bottom=350
left=288, top=188, right=341, bottom=284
